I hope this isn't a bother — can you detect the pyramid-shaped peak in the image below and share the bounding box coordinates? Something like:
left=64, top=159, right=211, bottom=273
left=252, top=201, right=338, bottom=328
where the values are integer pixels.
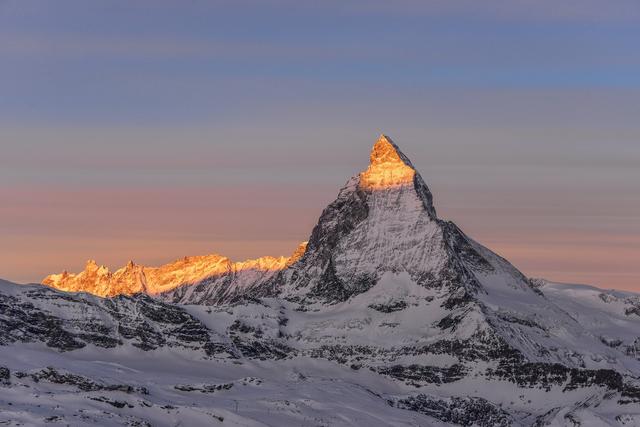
left=361, top=134, right=416, bottom=190
left=370, top=134, right=411, bottom=166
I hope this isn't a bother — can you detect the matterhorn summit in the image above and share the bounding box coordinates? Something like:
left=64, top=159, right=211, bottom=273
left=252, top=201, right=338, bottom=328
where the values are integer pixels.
left=2, top=134, right=640, bottom=426
left=359, top=135, right=437, bottom=215
left=360, top=134, right=422, bottom=188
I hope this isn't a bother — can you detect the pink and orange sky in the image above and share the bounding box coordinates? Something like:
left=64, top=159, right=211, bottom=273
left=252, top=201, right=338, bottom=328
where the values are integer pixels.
left=1, top=1, right=639, bottom=290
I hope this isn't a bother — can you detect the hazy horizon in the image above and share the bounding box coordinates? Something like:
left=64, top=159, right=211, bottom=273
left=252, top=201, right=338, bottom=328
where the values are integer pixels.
left=1, top=1, right=639, bottom=290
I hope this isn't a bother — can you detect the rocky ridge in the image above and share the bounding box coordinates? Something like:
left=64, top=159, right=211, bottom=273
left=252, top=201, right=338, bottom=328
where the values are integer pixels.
left=42, top=243, right=307, bottom=298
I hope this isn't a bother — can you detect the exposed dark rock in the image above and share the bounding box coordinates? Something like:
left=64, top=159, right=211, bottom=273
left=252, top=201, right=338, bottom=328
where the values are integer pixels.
left=174, top=383, right=233, bottom=393
left=30, top=367, right=148, bottom=394
left=394, top=394, right=513, bottom=427
left=229, top=320, right=262, bottom=336
left=310, top=345, right=382, bottom=365
left=378, top=364, right=467, bottom=386
left=600, top=336, right=623, bottom=348
left=0, top=289, right=231, bottom=357
left=437, top=310, right=470, bottom=331
left=487, top=362, right=624, bottom=392
left=204, top=342, right=237, bottom=357
left=441, top=222, right=495, bottom=274
left=285, top=177, right=371, bottom=304
left=231, top=337, right=293, bottom=360
left=368, top=301, right=408, bottom=313
left=227, top=319, right=294, bottom=359
left=625, top=306, right=640, bottom=317
left=88, top=396, right=134, bottom=408
left=118, top=321, right=166, bottom=351
left=620, top=383, right=640, bottom=404
left=0, top=365, right=10, bottom=385
left=494, top=312, right=547, bottom=332
left=441, top=287, right=475, bottom=310
left=76, top=333, right=122, bottom=348
left=415, top=332, right=523, bottom=364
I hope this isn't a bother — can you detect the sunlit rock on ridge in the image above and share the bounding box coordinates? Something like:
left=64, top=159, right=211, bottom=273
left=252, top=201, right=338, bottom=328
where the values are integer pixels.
left=42, top=242, right=307, bottom=297
left=359, top=134, right=417, bottom=190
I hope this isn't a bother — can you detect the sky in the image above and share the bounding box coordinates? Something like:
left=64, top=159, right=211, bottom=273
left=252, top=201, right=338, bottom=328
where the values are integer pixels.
left=1, top=0, right=639, bottom=290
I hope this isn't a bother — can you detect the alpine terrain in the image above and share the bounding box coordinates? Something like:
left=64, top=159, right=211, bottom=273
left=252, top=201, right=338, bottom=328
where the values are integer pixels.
left=2, top=135, right=640, bottom=426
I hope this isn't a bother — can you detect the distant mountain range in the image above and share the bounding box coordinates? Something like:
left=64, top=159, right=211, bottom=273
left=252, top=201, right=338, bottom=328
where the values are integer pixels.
left=1, top=135, right=639, bottom=426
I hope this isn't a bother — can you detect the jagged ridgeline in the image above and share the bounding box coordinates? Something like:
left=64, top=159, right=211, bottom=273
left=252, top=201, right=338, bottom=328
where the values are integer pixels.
left=2, top=135, right=640, bottom=426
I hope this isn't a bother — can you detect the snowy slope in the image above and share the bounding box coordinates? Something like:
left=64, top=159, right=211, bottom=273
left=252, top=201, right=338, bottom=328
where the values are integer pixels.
left=0, top=279, right=232, bottom=357
left=0, top=345, right=447, bottom=427
left=538, top=280, right=640, bottom=358
left=2, top=276, right=640, bottom=426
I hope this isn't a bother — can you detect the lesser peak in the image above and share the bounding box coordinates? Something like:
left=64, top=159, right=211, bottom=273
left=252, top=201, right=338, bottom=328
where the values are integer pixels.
left=42, top=243, right=307, bottom=298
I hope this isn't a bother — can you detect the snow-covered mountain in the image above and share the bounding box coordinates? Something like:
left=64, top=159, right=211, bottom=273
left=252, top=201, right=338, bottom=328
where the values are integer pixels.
left=42, top=245, right=307, bottom=298
left=166, top=135, right=640, bottom=371
left=2, top=135, right=640, bottom=426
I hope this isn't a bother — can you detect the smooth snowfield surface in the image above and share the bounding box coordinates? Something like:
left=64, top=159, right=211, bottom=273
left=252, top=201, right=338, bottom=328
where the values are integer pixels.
left=541, top=281, right=640, bottom=349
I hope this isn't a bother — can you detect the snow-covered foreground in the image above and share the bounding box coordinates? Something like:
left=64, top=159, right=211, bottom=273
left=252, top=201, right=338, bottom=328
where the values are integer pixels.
left=1, top=335, right=638, bottom=427
left=2, top=276, right=640, bottom=426
left=0, top=344, right=452, bottom=427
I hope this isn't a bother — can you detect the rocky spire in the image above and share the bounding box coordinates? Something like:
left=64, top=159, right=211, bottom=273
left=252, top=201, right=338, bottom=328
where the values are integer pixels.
left=360, top=134, right=436, bottom=219
left=359, top=135, right=416, bottom=190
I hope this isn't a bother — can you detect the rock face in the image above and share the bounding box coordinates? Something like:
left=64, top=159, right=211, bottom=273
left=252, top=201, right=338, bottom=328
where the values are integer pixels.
left=0, top=280, right=233, bottom=357
left=276, top=134, right=477, bottom=304
left=3, top=134, right=640, bottom=426
left=42, top=245, right=306, bottom=298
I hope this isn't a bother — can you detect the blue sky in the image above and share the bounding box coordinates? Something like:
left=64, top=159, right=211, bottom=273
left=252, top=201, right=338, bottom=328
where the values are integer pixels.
left=2, top=1, right=640, bottom=124
left=1, top=0, right=639, bottom=289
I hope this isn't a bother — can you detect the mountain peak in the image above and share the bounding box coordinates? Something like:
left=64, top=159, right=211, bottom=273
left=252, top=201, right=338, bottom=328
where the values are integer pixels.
left=370, top=134, right=405, bottom=164
left=358, top=134, right=436, bottom=218
left=360, top=134, right=417, bottom=190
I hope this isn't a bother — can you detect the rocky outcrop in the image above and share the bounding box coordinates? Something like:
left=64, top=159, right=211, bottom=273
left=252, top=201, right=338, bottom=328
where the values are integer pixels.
left=0, top=282, right=233, bottom=356
left=42, top=243, right=307, bottom=298
left=393, top=394, right=514, bottom=427
left=28, top=367, right=149, bottom=394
